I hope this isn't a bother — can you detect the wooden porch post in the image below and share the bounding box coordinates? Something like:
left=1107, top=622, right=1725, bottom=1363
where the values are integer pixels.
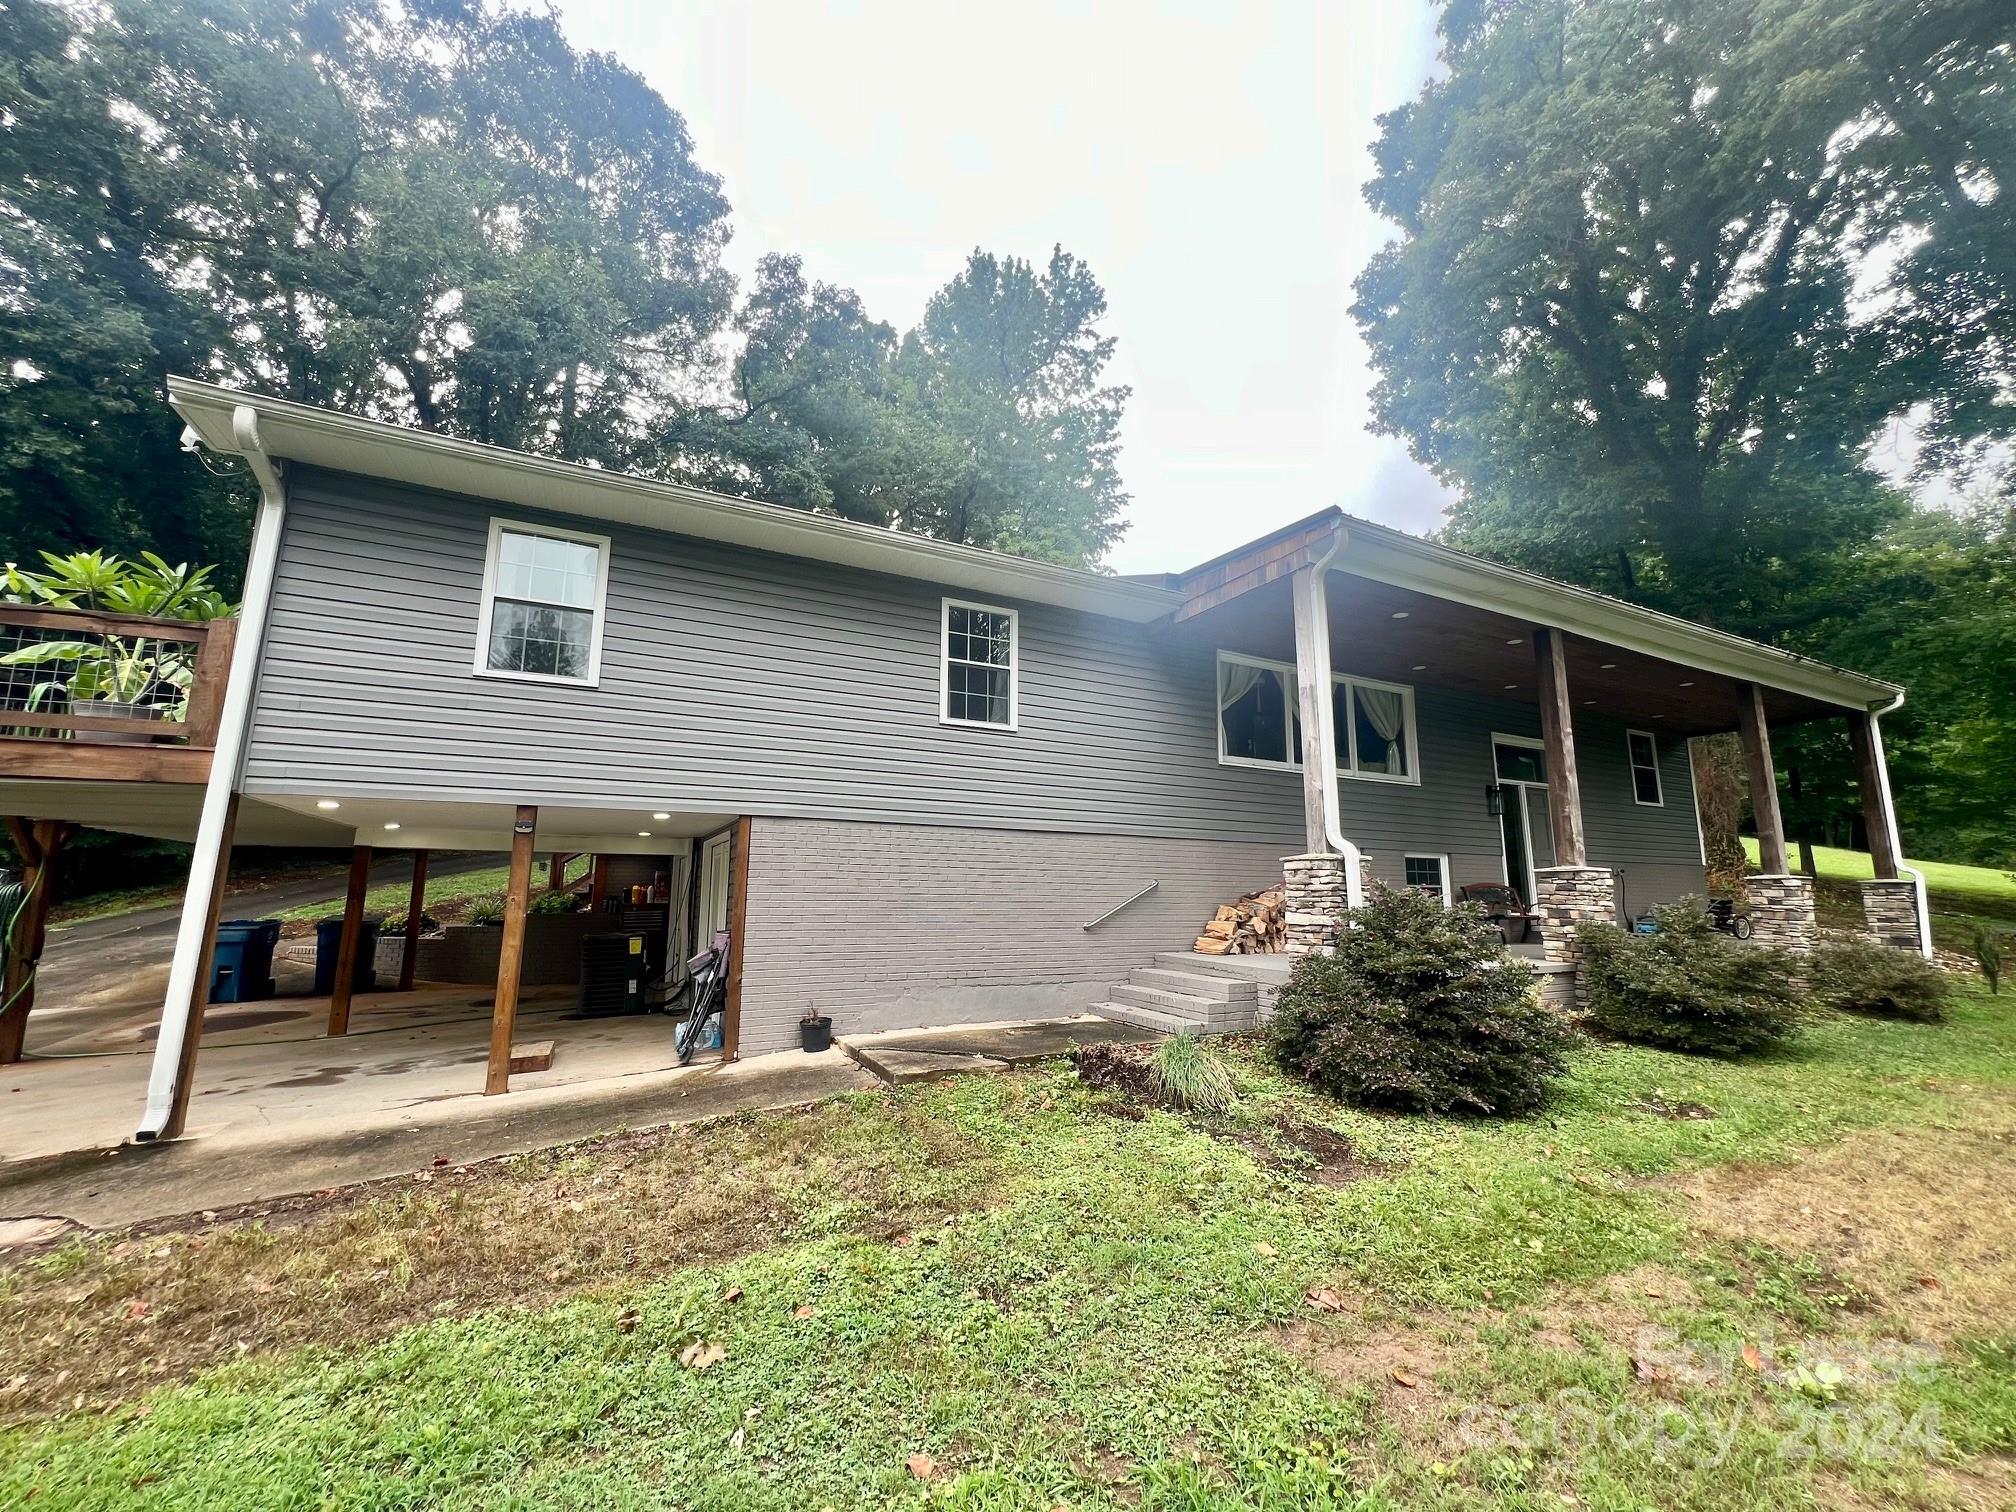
left=1289, top=562, right=1341, bottom=854
left=1737, top=682, right=1789, bottom=875
left=325, top=844, right=373, bottom=1036
left=1846, top=711, right=1901, bottom=880
left=588, top=853, right=610, bottom=910
left=1532, top=628, right=1587, bottom=867
left=397, top=849, right=429, bottom=991
left=721, top=817, right=751, bottom=1062
left=0, top=818, right=74, bottom=1064
left=158, top=796, right=238, bottom=1140
left=485, top=805, right=538, bottom=1094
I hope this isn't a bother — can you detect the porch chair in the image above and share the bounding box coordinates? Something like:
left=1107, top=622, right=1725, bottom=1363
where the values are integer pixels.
left=1458, top=882, right=1540, bottom=945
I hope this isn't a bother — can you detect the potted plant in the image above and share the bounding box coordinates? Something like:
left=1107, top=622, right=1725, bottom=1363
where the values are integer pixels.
left=799, top=1005, right=833, bottom=1053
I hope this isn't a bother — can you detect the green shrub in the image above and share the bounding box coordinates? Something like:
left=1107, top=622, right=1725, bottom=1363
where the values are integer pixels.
left=1147, top=1032, right=1235, bottom=1114
left=1265, top=884, right=1569, bottom=1117
left=1970, top=922, right=2003, bottom=995
left=464, top=893, right=506, bottom=926
left=1810, top=939, right=1950, bottom=1023
left=528, top=889, right=581, bottom=916
left=1578, top=899, right=1804, bottom=1056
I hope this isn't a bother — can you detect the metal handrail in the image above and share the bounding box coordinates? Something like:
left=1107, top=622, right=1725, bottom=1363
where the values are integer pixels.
left=1082, top=879, right=1158, bottom=931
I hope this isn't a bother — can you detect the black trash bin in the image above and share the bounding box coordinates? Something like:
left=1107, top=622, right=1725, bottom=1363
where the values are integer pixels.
left=313, top=918, right=380, bottom=996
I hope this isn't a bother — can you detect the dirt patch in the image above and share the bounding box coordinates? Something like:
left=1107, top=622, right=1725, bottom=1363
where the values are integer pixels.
left=1526, top=1263, right=1700, bottom=1355
left=1662, top=1124, right=2016, bottom=1343
left=1073, top=1041, right=1163, bottom=1105
left=1819, top=1455, right=2016, bottom=1512
left=1273, top=1306, right=1460, bottom=1446
left=0, top=1098, right=998, bottom=1424
left=1631, top=1094, right=1718, bottom=1120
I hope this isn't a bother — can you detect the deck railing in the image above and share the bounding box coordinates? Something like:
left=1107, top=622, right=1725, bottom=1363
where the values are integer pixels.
left=0, top=606, right=236, bottom=781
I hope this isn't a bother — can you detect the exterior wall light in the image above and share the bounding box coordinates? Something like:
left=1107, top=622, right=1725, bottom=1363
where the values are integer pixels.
left=1485, top=784, right=1506, bottom=818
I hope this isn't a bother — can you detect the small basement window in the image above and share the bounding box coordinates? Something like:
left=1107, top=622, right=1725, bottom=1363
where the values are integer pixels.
left=1404, top=854, right=1452, bottom=907
left=475, top=520, right=610, bottom=684
left=1218, top=652, right=1300, bottom=767
left=942, top=599, right=1017, bottom=728
left=1627, top=729, right=1664, bottom=806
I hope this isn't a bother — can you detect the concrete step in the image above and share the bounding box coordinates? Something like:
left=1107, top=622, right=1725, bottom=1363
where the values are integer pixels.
left=1087, top=1001, right=1239, bottom=1038
left=1107, top=981, right=1215, bottom=1018
left=1158, top=951, right=1294, bottom=984
left=1128, top=967, right=1256, bottom=1002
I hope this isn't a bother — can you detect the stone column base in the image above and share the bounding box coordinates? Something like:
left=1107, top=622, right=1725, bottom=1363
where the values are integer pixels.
left=1860, top=878, right=1923, bottom=951
left=1744, top=874, right=1817, bottom=953
left=1281, top=852, right=1377, bottom=956
left=1533, top=866, right=1618, bottom=1004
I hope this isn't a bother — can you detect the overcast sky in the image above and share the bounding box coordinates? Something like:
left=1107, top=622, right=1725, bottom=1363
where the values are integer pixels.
left=551, top=0, right=1455, bottom=574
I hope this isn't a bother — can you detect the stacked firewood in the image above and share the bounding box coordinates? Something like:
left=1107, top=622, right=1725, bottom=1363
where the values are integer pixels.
left=1192, top=884, right=1287, bottom=955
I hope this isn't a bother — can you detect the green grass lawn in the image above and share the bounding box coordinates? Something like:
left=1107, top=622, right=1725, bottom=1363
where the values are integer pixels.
left=273, top=853, right=591, bottom=924
left=3, top=983, right=2012, bottom=1508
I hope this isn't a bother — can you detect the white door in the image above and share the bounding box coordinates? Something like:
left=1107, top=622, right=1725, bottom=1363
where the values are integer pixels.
left=1492, top=737, right=1553, bottom=906
left=698, top=831, right=732, bottom=942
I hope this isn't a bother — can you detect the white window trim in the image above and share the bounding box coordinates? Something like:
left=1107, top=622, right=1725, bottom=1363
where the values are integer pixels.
left=1404, top=853, right=1454, bottom=908
left=1215, top=650, right=1301, bottom=770
left=1211, top=651, right=1422, bottom=784
left=472, top=517, right=612, bottom=687
left=1335, top=671, right=1423, bottom=786
left=940, top=596, right=1019, bottom=731
left=1626, top=728, right=1665, bottom=807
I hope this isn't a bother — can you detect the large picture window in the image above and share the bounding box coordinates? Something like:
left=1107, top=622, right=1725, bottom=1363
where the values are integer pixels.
left=474, top=520, right=610, bottom=685
left=942, top=599, right=1017, bottom=728
left=1215, top=653, right=1419, bottom=782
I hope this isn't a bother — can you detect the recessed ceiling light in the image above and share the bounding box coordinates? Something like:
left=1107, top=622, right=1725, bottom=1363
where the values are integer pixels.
left=651, top=812, right=671, bottom=821
left=1600, top=662, right=1617, bottom=670
left=637, top=830, right=652, bottom=838
left=383, top=821, right=401, bottom=831
left=1503, top=683, right=1518, bottom=690
left=1411, top=664, right=1427, bottom=671
left=1390, top=610, right=1410, bottom=620
left=316, top=800, right=341, bottom=810
left=1653, top=714, right=1666, bottom=719
left=1678, top=681, right=1694, bottom=688
left=1506, top=637, right=1524, bottom=645
left=1583, top=700, right=1595, bottom=706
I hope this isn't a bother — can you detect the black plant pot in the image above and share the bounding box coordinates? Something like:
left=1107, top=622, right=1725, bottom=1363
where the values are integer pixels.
left=799, top=1016, right=833, bottom=1054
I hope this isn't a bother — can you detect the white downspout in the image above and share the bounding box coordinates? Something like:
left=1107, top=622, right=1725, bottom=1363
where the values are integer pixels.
left=135, top=405, right=288, bottom=1140
left=1303, top=530, right=1365, bottom=910
left=1868, top=691, right=1934, bottom=961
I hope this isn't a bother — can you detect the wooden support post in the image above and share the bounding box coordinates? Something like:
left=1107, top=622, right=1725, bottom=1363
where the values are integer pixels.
left=398, top=848, right=429, bottom=991
left=721, top=816, right=751, bottom=1062
left=159, top=796, right=238, bottom=1140
left=485, top=805, right=538, bottom=1094
left=1847, top=711, right=1901, bottom=880
left=1737, top=682, right=1789, bottom=875
left=0, top=818, right=72, bottom=1064
left=1532, top=628, right=1587, bottom=867
left=325, top=844, right=373, bottom=1036
left=588, top=853, right=610, bottom=911
left=1290, top=562, right=1341, bottom=855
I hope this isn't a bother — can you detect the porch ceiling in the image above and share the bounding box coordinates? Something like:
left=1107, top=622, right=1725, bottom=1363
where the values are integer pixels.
left=1163, top=571, right=1860, bottom=738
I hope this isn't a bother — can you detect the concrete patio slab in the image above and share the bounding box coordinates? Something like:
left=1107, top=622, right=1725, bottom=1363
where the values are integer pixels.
left=847, top=1047, right=1012, bottom=1084
left=843, top=1014, right=1162, bottom=1068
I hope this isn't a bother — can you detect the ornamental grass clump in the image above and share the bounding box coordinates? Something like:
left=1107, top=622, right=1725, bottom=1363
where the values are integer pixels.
left=1578, top=898, right=1803, bottom=1056
left=1809, top=938, right=1951, bottom=1023
left=1147, top=1031, right=1236, bottom=1114
left=1264, top=883, right=1568, bottom=1117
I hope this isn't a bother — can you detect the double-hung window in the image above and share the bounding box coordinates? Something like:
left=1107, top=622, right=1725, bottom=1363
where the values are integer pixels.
left=942, top=598, right=1017, bottom=728
left=474, top=519, right=610, bottom=685
left=1215, top=652, right=1420, bottom=782
left=1627, top=729, right=1664, bottom=806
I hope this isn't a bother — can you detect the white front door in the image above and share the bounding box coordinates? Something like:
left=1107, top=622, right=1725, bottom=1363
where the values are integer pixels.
left=698, top=830, right=733, bottom=941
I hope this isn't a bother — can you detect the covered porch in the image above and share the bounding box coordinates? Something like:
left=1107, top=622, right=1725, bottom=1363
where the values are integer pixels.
left=1161, top=510, right=1926, bottom=972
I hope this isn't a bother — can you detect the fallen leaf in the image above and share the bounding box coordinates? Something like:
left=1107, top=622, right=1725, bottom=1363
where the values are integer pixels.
left=1917, top=1275, right=1941, bottom=1290
left=1740, top=1343, right=1763, bottom=1373
left=894, top=1234, right=914, bottom=1247
left=721, top=1286, right=744, bottom=1304
left=1254, top=1241, right=1278, bottom=1258
left=1642, top=1286, right=1664, bottom=1298
left=1302, top=1286, right=1347, bottom=1314
left=905, top=1452, right=937, bottom=1480
left=1389, top=1367, right=1419, bottom=1389
left=121, top=1299, right=150, bottom=1322
left=1633, top=1356, right=1670, bottom=1385
left=679, top=1341, right=726, bottom=1371
left=793, top=1304, right=816, bottom=1319
left=615, top=1307, right=639, bottom=1334
left=430, top=1155, right=449, bottom=1168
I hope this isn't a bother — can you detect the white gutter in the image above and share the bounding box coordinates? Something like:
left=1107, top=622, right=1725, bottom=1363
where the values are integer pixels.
left=136, top=406, right=288, bottom=1140
left=1304, top=530, right=1365, bottom=910
left=1868, top=691, right=1934, bottom=960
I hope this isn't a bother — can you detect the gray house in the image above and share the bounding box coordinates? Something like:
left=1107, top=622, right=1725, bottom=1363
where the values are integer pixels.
left=0, top=379, right=1927, bottom=1138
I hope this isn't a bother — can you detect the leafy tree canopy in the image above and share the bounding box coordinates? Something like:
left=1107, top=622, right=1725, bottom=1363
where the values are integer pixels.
left=0, top=0, right=1129, bottom=576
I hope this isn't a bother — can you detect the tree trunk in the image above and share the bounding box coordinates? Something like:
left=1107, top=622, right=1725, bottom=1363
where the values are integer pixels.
left=1690, top=734, right=1749, bottom=888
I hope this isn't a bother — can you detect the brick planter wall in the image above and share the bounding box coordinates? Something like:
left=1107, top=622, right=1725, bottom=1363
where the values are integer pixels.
left=1533, top=866, right=1618, bottom=1004
left=1744, top=874, right=1817, bottom=954
left=1860, top=879, right=1924, bottom=951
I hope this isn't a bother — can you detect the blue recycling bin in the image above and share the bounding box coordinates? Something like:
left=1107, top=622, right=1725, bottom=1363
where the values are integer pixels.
left=210, top=919, right=281, bottom=1004
left=313, top=918, right=380, bottom=997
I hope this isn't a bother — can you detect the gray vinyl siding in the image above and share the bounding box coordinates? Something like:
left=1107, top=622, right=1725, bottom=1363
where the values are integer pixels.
left=245, top=468, right=1703, bottom=910
left=738, top=819, right=1289, bottom=1054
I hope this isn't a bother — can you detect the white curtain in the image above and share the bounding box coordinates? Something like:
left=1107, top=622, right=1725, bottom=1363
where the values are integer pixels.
left=1356, top=684, right=1407, bottom=773
left=1219, top=660, right=1264, bottom=715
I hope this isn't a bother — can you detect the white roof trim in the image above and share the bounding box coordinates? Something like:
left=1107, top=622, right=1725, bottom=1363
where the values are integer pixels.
left=168, top=378, right=1184, bottom=624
